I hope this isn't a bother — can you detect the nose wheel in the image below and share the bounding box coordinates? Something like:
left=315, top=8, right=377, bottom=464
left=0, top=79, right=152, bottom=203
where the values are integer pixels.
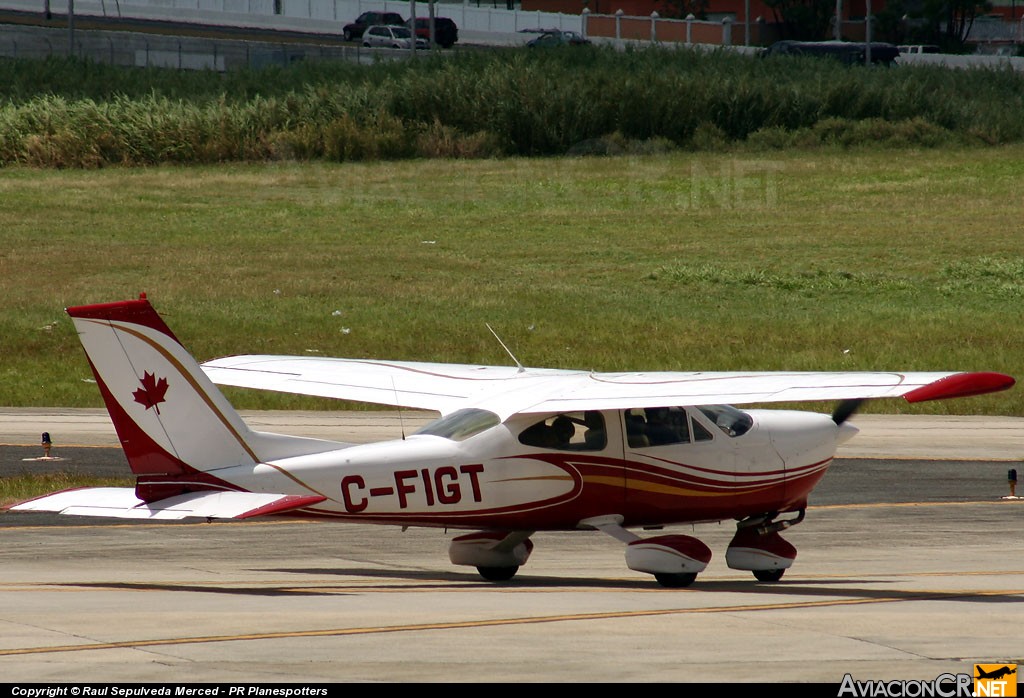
left=753, top=568, right=785, bottom=582
left=476, top=565, right=519, bottom=582
left=726, top=511, right=801, bottom=582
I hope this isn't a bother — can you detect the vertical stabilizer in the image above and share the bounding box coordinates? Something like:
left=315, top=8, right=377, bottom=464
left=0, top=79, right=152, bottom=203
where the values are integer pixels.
left=67, top=296, right=265, bottom=475
left=67, top=296, right=342, bottom=482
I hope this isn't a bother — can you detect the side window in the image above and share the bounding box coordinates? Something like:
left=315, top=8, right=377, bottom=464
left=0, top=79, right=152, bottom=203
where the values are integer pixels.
left=625, top=407, right=714, bottom=448
left=691, top=416, right=714, bottom=442
left=519, top=411, right=606, bottom=451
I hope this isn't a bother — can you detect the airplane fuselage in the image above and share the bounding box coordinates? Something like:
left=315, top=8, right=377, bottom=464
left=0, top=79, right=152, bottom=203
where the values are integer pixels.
left=211, top=407, right=849, bottom=531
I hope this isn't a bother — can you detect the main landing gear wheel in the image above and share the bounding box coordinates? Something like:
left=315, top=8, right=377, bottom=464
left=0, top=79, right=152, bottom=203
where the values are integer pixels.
left=654, top=572, right=697, bottom=588
left=753, top=568, right=785, bottom=582
left=477, top=565, right=519, bottom=582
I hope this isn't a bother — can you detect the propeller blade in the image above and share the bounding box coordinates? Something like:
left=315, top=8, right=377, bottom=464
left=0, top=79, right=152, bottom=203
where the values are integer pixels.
left=831, top=398, right=865, bottom=426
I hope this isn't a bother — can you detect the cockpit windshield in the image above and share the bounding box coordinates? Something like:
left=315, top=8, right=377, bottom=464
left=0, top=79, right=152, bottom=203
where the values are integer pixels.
left=415, top=408, right=501, bottom=441
left=697, top=405, right=753, bottom=437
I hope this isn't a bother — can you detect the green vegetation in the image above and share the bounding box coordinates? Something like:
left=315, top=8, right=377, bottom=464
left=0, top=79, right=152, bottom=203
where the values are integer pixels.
left=2, top=148, right=1022, bottom=415
left=0, top=472, right=132, bottom=507
left=1, top=47, right=1024, bottom=166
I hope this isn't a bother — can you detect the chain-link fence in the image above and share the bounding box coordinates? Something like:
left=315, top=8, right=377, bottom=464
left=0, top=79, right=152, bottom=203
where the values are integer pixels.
left=0, top=22, right=414, bottom=69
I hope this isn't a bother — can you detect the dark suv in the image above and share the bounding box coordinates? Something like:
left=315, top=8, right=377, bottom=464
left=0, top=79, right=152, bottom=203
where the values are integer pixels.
left=408, top=17, right=458, bottom=48
left=343, top=12, right=405, bottom=41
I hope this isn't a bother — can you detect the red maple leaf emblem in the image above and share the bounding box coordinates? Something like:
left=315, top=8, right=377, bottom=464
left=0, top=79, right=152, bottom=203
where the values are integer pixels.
left=133, top=371, right=169, bottom=413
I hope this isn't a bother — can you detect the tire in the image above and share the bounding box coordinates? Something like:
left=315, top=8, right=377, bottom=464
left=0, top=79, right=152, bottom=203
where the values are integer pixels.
left=477, top=565, right=519, bottom=582
left=753, top=568, right=785, bottom=582
left=654, top=572, right=697, bottom=588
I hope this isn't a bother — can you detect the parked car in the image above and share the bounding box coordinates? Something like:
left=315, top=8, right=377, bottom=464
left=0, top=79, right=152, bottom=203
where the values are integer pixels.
left=408, top=17, right=459, bottom=48
left=362, top=25, right=428, bottom=50
left=526, top=30, right=591, bottom=48
left=343, top=11, right=405, bottom=42
left=761, top=40, right=899, bottom=66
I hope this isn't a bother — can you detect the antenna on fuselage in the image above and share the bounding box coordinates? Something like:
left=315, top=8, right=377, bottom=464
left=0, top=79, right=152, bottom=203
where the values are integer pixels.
left=486, top=323, right=525, bottom=374
left=391, top=377, right=406, bottom=440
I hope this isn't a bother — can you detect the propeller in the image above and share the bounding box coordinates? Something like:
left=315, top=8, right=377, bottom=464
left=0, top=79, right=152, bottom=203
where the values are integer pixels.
left=831, top=398, right=865, bottom=426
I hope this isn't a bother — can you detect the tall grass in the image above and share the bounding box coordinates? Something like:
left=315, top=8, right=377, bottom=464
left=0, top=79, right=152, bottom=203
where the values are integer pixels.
left=1, top=47, right=1023, bottom=166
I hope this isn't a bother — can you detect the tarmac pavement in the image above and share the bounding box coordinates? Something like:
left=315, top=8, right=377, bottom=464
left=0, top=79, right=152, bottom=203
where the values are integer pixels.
left=1, top=409, right=1022, bottom=683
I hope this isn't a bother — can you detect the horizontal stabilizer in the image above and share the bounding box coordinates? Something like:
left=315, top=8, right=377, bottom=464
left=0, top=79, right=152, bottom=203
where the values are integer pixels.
left=7, top=487, right=326, bottom=520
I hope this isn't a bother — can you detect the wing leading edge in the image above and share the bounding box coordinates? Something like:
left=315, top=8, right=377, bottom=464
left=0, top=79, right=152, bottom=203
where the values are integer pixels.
left=202, top=355, right=1014, bottom=421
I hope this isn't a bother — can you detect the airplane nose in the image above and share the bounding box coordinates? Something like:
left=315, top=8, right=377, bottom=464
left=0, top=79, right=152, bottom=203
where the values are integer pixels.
left=837, top=421, right=859, bottom=445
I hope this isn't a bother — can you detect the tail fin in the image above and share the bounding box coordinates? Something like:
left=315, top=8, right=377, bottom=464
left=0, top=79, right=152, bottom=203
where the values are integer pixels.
left=67, top=295, right=341, bottom=483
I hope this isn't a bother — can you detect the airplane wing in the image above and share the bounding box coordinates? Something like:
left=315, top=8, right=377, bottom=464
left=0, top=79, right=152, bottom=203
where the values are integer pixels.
left=202, top=355, right=580, bottom=416
left=6, top=487, right=327, bottom=520
left=202, top=355, right=1014, bottom=422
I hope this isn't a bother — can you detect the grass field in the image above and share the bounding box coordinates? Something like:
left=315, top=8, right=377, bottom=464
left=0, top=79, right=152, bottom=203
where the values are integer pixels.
left=0, top=473, right=132, bottom=507
left=2, top=146, right=1022, bottom=415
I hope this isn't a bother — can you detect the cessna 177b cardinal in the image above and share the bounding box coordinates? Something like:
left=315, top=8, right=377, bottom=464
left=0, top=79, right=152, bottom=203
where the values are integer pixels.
left=7, top=296, right=1015, bottom=587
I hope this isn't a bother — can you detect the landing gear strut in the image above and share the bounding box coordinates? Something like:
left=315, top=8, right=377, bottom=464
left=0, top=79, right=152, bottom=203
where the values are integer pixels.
left=581, top=516, right=712, bottom=588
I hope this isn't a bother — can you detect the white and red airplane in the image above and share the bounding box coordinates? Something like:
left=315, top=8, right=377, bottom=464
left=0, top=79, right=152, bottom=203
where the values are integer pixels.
left=8, top=296, right=1015, bottom=587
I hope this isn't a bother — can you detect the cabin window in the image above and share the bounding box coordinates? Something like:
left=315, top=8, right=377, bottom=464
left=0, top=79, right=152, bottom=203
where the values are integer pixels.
left=518, top=411, right=606, bottom=451
left=416, top=408, right=500, bottom=441
left=624, top=407, right=696, bottom=447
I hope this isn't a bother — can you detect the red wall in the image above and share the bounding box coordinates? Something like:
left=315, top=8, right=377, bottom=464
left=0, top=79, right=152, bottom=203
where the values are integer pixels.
left=522, top=0, right=781, bottom=20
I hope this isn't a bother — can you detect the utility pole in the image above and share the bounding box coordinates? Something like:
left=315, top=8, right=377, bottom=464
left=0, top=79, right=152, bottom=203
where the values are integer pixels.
left=409, top=0, right=416, bottom=57
left=865, top=0, right=872, bottom=65
left=67, top=0, right=75, bottom=56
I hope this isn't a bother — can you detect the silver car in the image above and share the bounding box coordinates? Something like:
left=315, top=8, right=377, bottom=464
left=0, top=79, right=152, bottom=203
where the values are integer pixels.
left=362, top=25, right=428, bottom=49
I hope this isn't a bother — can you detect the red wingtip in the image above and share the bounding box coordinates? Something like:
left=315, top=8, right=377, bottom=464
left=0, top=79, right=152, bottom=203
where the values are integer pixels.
left=903, top=372, right=1016, bottom=403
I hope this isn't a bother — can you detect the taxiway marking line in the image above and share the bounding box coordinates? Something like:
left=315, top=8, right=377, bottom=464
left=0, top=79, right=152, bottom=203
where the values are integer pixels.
left=2, top=589, right=1021, bottom=657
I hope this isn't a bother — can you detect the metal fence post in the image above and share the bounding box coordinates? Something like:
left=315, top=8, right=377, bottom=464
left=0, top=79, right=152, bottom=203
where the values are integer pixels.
left=614, top=8, right=622, bottom=41
left=581, top=7, right=589, bottom=38
left=744, top=0, right=749, bottom=45
left=722, top=16, right=732, bottom=46
left=650, top=11, right=657, bottom=43
left=685, top=13, right=693, bottom=45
